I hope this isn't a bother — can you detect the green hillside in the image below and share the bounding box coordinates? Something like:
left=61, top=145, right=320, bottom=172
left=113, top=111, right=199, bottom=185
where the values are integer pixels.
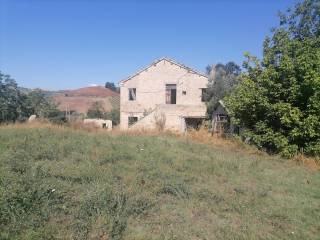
left=0, top=126, right=319, bottom=239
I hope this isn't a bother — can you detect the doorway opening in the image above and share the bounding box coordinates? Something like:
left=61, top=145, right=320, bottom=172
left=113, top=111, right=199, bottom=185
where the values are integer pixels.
left=185, top=118, right=204, bottom=131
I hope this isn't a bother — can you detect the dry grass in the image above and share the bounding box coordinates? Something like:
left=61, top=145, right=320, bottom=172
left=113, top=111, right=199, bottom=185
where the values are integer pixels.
left=293, top=154, right=320, bottom=171
left=0, top=124, right=320, bottom=239
left=185, top=127, right=320, bottom=170
left=3, top=122, right=319, bottom=170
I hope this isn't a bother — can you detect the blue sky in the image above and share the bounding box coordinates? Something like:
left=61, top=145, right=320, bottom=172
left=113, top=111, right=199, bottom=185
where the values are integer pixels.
left=0, top=0, right=298, bottom=90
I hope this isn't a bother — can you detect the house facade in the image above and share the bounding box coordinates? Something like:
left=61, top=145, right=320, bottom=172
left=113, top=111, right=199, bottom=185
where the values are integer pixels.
left=119, top=58, right=208, bottom=132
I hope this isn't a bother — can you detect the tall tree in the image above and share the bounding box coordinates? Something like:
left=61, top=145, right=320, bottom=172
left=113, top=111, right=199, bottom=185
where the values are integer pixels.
left=225, top=0, right=320, bottom=157
left=0, top=72, right=26, bottom=122
left=25, top=89, right=60, bottom=118
left=0, top=71, right=64, bottom=123
left=105, top=82, right=117, bottom=92
left=205, top=62, right=241, bottom=117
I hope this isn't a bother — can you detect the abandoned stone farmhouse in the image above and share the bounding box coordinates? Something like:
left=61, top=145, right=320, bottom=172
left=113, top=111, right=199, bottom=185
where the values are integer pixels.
left=119, top=58, right=208, bottom=132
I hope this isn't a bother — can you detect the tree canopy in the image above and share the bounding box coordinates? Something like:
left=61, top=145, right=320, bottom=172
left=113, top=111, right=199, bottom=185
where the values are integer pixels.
left=86, top=101, right=120, bottom=125
left=105, top=108, right=120, bottom=125
left=225, top=0, right=320, bottom=157
left=24, top=89, right=61, bottom=119
left=205, top=62, right=241, bottom=117
left=105, top=82, right=118, bottom=92
left=0, top=71, right=64, bottom=124
left=87, top=101, right=105, bottom=119
left=0, top=72, right=29, bottom=122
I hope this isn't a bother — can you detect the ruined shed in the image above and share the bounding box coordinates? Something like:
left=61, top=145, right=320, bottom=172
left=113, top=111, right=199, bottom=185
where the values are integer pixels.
left=212, top=100, right=233, bottom=134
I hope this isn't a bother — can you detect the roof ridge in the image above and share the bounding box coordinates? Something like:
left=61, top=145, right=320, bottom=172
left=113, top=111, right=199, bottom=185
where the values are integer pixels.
left=162, top=57, right=208, bottom=77
left=119, top=57, right=207, bottom=84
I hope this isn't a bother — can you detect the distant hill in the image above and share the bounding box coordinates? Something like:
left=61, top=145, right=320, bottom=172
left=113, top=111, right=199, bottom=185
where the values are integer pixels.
left=51, top=86, right=119, bottom=114
left=59, top=86, right=118, bottom=98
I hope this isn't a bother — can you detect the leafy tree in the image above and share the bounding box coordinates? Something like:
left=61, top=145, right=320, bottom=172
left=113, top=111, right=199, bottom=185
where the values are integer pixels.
left=225, top=0, right=320, bottom=157
left=87, top=101, right=120, bottom=124
left=87, top=101, right=105, bottom=119
left=205, top=62, right=241, bottom=117
left=105, top=108, right=120, bottom=125
left=20, top=89, right=66, bottom=123
left=0, top=72, right=26, bottom=122
left=0, top=71, right=65, bottom=124
left=105, top=82, right=117, bottom=92
left=25, top=89, right=60, bottom=118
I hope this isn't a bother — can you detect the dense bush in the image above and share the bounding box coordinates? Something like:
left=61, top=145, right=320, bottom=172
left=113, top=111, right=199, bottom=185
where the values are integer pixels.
left=225, top=0, right=320, bottom=158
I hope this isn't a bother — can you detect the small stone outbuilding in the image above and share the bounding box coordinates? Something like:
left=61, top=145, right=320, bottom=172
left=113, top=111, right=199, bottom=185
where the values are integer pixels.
left=212, top=100, right=237, bottom=134
left=83, top=119, right=112, bottom=130
left=28, top=115, right=37, bottom=123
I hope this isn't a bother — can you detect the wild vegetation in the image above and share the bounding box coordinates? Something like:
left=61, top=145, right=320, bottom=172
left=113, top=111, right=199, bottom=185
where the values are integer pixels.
left=224, top=0, right=320, bottom=158
left=205, top=62, right=241, bottom=117
left=0, top=125, right=319, bottom=239
left=0, top=72, right=120, bottom=125
left=87, top=101, right=120, bottom=125
left=0, top=72, right=65, bottom=124
left=0, top=1, right=318, bottom=239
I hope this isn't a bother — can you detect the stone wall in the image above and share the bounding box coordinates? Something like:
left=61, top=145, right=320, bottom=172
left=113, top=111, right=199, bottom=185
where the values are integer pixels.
left=120, top=59, right=208, bottom=130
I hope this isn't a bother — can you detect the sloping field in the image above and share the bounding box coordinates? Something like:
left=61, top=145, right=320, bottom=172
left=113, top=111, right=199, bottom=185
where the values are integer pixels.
left=52, top=95, right=118, bottom=114
left=60, top=86, right=118, bottom=98
left=52, top=86, right=119, bottom=114
left=0, top=126, right=319, bottom=239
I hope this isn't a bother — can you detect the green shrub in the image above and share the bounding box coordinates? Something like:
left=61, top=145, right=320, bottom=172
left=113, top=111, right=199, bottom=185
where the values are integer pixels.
left=225, top=0, right=320, bottom=158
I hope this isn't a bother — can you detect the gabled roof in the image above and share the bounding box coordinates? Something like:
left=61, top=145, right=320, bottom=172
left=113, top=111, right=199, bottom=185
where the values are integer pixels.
left=217, top=100, right=230, bottom=114
left=119, top=57, right=208, bottom=84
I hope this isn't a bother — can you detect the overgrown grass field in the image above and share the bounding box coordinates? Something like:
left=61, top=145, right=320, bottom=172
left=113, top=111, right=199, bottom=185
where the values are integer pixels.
left=0, top=125, right=319, bottom=239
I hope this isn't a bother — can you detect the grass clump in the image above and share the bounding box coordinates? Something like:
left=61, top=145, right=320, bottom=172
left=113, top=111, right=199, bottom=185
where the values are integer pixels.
left=0, top=125, right=319, bottom=239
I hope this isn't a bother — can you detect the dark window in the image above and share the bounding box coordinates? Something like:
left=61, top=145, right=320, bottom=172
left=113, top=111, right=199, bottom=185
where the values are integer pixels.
left=201, top=88, right=208, bottom=102
left=128, top=117, right=138, bottom=126
left=182, top=91, right=186, bottom=95
left=166, top=84, right=176, bottom=104
left=128, top=88, right=136, bottom=101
